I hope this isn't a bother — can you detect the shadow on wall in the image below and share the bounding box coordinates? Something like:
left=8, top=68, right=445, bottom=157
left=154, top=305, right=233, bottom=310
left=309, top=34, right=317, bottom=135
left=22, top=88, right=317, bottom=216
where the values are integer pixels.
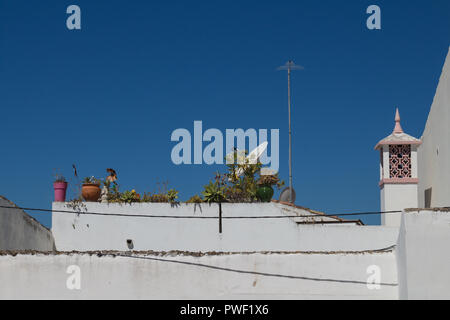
left=0, top=196, right=55, bottom=252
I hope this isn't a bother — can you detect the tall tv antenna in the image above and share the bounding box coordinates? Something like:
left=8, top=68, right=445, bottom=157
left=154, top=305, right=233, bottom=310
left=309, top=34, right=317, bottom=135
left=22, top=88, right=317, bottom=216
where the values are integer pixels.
left=277, top=60, right=303, bottom=204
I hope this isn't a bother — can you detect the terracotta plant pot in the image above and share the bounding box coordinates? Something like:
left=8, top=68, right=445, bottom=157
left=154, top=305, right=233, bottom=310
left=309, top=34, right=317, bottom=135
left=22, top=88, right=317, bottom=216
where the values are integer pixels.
left=53, top=182, right=68, bottom=202
left=82, top=184, right=101, bottom=202
left=256, top=185, right=274, bottom=203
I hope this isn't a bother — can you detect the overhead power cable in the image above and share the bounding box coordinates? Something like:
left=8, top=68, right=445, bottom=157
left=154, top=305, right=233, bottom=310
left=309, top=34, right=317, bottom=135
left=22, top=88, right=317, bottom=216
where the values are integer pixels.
left=115, top=253, right=398, bottom=286
left=0, top=205, right=403, bottom=219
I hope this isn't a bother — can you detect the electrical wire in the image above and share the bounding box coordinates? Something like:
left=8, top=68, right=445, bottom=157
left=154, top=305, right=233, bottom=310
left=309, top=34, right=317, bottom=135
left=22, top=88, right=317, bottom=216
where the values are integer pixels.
left=115, top=253, right=398, bottom=286
left=0, top=205, right=402, bottom=220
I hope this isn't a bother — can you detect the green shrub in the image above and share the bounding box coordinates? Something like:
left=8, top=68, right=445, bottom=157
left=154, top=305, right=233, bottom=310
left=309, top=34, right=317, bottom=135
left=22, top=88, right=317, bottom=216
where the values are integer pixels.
left=202, top=180, right=226, bottom=203
left=186, top=195, right=204, bottom=203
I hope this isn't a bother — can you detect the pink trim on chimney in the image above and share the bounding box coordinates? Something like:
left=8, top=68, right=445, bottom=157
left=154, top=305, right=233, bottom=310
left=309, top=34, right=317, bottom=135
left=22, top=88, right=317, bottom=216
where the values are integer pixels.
left=375, top=140, right=422, bottom=150
left=376, top=140, right=422, bottom=146
left=379, top=178, right=418, bottom=187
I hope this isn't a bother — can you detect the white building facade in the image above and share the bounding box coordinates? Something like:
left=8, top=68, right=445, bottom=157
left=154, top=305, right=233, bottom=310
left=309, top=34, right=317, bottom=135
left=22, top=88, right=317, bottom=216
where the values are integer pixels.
left=418, top=48, right=450, bottom=208
left=2, top=207, right=450, bottom=299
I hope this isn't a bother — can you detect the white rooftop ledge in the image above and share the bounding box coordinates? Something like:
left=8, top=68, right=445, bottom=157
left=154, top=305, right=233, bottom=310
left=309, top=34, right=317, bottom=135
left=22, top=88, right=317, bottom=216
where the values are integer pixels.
left=51, top=202, right=397, bottom=252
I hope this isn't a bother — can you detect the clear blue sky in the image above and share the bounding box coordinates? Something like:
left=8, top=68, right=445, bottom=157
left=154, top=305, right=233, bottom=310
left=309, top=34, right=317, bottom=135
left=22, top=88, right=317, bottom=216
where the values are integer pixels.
left=0, top=0, right=449, bottom=227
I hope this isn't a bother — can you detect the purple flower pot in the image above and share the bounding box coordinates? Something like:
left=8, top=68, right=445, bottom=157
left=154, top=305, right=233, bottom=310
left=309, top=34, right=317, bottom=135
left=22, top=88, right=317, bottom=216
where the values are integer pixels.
left=54, top=182, right=68, bottom=202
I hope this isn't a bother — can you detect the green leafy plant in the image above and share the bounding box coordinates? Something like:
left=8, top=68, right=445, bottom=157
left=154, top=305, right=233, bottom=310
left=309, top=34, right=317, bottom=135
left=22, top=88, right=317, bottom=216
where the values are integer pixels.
left=199, top=149, right=285, bottom=203
left=53, top=169, right=66, bottom=183
left=141, top=192, right=168, bottom=203
left=186, top=195, right=204, bottom=204
left=66, top=197, right=87, bottom=213
left=120, top=190, right=141, bottom=204
left=167, top=189, right=179, bottom=203
left=140, top=182, right=180, bottom=204
left=141, top=191, right=179, bottom=203
left=105, top=183, right=122, bottom=202
left=202, top=179, right=226, bottom=204
left=202, top=173, right=227, bottom=233
left=223, top=150, right=262, bottom=203
left=82, top=176, right=101, bottom=186
left=257, top=174, right=285, bottom=189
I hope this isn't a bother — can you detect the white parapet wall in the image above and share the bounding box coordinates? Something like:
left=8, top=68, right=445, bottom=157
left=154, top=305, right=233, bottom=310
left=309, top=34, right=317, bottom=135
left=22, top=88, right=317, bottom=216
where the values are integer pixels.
left=0, top=196, right=55, bottom=251
left=3, top=206, right=450, bottom=299
left=396, top=208, right=450, bottom=300
left=51, top=202, right=399, bottom=252
left=0, top=250, right=398, bottom=300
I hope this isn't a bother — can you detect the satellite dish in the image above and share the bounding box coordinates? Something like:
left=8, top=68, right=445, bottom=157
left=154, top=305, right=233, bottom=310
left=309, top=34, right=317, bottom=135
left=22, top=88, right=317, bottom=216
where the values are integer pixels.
left=234, top=142, right=268, bottom=178
left=247, top=141, right=268, bottom=164
left=279, top=187, right=296, bottom=204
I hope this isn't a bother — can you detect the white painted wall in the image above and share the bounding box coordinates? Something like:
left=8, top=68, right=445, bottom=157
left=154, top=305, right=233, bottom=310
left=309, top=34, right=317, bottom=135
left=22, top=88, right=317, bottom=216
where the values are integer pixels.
left=418, top=48, right=450, bottom=208
left=0, top=251, right=398, bottom=300
left=380, top=184, right=418, bottom=227
left=0, top=196, right=54, bottom=251
left=52, top=202, right=398, bottom=252
left=3, top=207, right=450, bottom=299
left=396, top=209, right=450, bottom=299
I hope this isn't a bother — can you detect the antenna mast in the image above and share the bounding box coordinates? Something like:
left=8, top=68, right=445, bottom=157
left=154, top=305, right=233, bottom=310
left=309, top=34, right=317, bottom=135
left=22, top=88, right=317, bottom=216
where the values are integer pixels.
left=278, top=60, right=303, bottom=203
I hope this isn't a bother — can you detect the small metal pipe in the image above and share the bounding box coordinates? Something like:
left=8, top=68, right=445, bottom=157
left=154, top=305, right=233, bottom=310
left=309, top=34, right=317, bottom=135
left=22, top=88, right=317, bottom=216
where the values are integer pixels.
left=288, top=64, right=293, bottom=203
left=219, top=202, right=222, bottom=234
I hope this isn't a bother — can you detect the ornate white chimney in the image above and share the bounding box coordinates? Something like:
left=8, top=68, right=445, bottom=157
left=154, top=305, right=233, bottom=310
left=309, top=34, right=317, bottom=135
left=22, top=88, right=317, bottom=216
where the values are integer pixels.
left=375, top=109, right=422, bottom=226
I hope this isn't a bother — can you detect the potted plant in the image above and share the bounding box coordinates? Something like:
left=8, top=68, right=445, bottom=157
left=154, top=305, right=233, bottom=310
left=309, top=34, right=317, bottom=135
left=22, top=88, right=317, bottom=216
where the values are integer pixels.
left=82, top=176, right=102, bottom=202
left=256, top=174, right=284, bottom=203
left=53, top=174, right=68, bottom=202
